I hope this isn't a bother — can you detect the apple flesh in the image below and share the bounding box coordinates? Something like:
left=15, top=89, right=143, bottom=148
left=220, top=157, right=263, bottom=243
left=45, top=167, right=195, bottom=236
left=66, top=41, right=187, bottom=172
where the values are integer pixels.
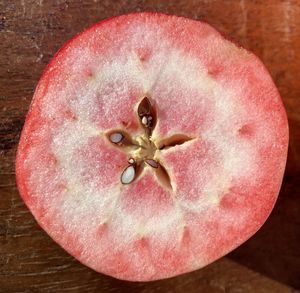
left=16, top=13, right=289, bottom=281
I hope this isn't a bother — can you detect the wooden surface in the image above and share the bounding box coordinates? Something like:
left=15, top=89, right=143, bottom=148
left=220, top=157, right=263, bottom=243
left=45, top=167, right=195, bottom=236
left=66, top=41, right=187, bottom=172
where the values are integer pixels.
left=1, top=0, right=300, bottom=292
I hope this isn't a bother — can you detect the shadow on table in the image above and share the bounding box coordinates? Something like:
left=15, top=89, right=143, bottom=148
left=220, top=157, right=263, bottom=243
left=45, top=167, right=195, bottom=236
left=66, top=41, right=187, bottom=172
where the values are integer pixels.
left=229, top=144, right=300, bottom=290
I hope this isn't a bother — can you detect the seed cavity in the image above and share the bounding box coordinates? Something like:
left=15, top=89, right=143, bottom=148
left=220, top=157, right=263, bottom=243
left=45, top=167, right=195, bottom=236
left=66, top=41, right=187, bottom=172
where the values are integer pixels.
left=106, top=130, right=137, bottom=148
left=158, top=134, right=194, bottom=150
left=121, top=165, right=136, bottom=184
left=138, top=96, right=151, bottom=116
left=155, top=164, right=172, bottom=190
left=137, top=97, right=156, bottom=133
left=145, top=159, right=159, bottom=168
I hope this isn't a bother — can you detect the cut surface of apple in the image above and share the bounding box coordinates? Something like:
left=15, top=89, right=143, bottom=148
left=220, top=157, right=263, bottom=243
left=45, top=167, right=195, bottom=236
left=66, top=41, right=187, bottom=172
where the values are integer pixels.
left=16, top=13, right=289, bottom=281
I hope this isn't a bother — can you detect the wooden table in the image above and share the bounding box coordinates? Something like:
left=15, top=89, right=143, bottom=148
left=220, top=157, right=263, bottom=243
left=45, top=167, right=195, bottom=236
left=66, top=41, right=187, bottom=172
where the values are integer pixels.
left=1, top=1, right=299, bottom=292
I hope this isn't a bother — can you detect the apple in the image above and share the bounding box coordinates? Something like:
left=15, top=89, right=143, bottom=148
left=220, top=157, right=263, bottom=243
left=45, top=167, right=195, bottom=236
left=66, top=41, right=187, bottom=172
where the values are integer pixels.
left=16, top=13, right=289, bottom=281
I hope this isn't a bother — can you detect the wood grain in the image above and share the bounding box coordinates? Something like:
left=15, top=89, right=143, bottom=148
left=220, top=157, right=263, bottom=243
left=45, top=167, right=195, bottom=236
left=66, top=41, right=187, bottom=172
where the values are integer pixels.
left=1, top=0, right=300, bottom=292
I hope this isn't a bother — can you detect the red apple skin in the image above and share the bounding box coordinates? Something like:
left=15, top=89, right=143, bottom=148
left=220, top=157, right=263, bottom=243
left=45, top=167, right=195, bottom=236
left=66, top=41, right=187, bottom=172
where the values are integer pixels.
left=16, top=12, right=288, bottom=281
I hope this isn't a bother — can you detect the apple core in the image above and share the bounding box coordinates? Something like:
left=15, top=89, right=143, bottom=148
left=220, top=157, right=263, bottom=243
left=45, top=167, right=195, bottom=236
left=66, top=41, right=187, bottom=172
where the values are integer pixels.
left=107, top=96, right=193, bottom=189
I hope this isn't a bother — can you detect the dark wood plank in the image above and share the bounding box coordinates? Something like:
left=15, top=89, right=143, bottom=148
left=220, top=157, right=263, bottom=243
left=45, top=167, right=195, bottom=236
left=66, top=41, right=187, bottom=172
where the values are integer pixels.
left=1, top=0, right=300, bottom=292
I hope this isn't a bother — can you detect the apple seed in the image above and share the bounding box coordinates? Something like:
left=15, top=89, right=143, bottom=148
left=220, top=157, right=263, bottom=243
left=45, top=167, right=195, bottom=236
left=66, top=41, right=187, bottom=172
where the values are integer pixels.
left=109, top=132, right=124, bottom=144
left=128, top=158, right=135, bottom=164
left=142, top=116, right=148, bottom=126
left=121, top=165, right=136, bottom=184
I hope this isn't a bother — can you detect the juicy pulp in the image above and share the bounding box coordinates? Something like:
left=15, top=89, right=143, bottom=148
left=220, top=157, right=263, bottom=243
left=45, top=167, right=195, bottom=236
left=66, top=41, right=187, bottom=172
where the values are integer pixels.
left=16, top=13, right=289, bottom=281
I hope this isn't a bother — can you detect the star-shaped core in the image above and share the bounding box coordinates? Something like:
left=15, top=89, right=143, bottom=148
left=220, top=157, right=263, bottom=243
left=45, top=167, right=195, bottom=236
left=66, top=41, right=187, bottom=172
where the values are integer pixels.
left=105, top=97, right=193, bottom=190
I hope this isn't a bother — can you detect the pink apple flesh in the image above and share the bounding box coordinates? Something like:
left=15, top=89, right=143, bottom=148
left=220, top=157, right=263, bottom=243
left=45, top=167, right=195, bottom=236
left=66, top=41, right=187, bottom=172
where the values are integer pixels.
left=16, top=13, right=288, bottom=281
